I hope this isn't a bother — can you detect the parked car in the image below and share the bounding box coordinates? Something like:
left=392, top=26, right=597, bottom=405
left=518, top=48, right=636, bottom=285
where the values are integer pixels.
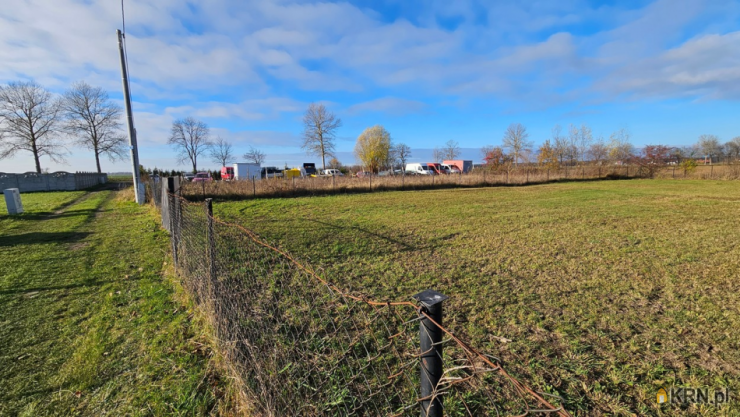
left=356, top=171, right=372, bottom=178
left=184, top=172, right=196, bottom=181
left=442, top=160, right=473, bottom=173
left=323, top=169, right=343, bottom=176
left=192, top=172, right=213, bottom=182
left=441, top=164, right=461, bottom=174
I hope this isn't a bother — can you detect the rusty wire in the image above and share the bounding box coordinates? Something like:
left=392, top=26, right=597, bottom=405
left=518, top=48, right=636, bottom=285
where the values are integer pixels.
left=150, top=180, right=569, bottom=416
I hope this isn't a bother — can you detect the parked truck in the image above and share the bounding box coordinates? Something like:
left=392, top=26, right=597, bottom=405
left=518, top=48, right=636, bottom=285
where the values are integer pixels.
left=442, top=160, right=473, bottom=174
left=221, top=166, right=235, bottom=180
left=427, top=162, right=446, bottom=175
left=233, top=163, right=261, bottom=180
left=303, top=163, right=317, bottom=177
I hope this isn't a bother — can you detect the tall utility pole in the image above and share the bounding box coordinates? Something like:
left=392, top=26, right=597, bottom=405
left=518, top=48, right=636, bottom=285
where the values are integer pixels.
left=117, top=29, right=143, bottom=204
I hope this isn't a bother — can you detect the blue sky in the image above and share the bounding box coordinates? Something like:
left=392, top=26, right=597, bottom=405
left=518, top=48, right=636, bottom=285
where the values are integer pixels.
left=1, top=0, right=739, bottom=172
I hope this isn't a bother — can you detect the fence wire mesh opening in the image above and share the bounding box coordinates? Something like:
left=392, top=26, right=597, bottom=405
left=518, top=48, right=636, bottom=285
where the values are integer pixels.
left=150, top=178, right=569, bottom=416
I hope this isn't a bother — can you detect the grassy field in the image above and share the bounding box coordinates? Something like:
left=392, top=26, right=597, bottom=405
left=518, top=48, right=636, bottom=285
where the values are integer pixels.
left=213, top=179, right=740, bottom=416
left=0, top=190, right=232, bottom=415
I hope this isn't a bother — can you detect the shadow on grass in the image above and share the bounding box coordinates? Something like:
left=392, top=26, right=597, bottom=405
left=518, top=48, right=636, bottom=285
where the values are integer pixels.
left=303, top=217, right=417, bottom=252
left=0, top=231, right=91, bottom=247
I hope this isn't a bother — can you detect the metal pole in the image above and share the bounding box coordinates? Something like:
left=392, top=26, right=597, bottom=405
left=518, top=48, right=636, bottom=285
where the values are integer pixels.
left=117, top=29, right=142, bottom=204
left=413, top=290, right=448, bottom=417
left=205, top=198, right=216, bottom=283
left=167, top=177, right=178, bottom=266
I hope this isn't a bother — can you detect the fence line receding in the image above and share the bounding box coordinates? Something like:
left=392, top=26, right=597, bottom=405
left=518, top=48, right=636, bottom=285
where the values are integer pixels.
left=148, top=177, right=570, bottom=417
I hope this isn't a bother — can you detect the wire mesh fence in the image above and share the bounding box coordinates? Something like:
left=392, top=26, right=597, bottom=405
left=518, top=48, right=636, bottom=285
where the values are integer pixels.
left=149, top=178, right=570, bottom=416
left=176, top=163, right=740, bottom=201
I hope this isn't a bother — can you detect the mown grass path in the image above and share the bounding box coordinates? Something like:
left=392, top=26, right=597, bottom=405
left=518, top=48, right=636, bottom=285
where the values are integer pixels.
left=215, top=179, right=740, bottom=416
left=0, top=191, right=227, bottom=416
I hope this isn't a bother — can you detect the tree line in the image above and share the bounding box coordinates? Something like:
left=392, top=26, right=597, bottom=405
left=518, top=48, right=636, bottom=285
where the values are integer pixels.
left=4, top=80, right=736, bottom=176
left=480, top=123, right=740, bottom=172
left=0, top=81, right=127, bottom=173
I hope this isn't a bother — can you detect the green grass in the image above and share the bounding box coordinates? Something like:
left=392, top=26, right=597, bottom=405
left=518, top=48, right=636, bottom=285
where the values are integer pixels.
left=0, top=190, right=85, bottom=216
left=213, top=179, right=740, bottom=416
left=0, top=190, right=231, bottom=416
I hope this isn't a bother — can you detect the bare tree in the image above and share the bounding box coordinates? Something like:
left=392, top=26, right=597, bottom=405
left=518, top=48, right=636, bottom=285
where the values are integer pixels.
left=61, top=82, right=126, bottom=173
left=502, top=123, right=531, bottom=166
left=442, top=140, right=460, bottom=160
left=209, top=136, right=233, bottom=167
left=168, top=117, right=212, bottom=173
left=725, top=137, right=740, bottom=161
left=328, top=157, right=342, bottom=169
left=302, top=103, right=341, bottom=171
left=608, top=128, right=634, bottom=162
left=432, top=147, right=443, bottom=163
left=697, top=134, right=722, bottom=163
left=588, top=136, right=609, bottom=165
left=578, top=124, right=593, bottom=164
left=0, top=81, right=65, bottom=173
left=551, top=124, right=573, bottom=165
left=243, top=145, right=266, bottom=165
left=392, top=143, right=412, bottom=171
left=567, top=124, right=581, bottom=165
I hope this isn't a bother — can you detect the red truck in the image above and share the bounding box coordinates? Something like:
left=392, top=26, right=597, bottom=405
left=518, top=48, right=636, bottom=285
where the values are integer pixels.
left=221, top=166, right=235, bottom=181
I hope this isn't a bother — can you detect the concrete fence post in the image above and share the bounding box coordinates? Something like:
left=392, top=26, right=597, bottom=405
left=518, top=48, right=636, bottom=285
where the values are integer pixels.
left=413, top=290, right=448, bottom=417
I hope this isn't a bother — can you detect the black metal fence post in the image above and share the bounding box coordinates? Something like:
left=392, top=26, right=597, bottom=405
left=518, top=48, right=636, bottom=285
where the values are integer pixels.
left=413, top=289, right=448, bottom=417
left=205, top=198, right=216, bottom=282
left=167, top=177, right=179, bottom=267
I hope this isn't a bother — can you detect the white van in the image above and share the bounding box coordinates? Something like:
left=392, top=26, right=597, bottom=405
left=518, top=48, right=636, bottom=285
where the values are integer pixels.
left=405, top=163, right=435, bottom=175
left=322, top=169, right=343, bottom=176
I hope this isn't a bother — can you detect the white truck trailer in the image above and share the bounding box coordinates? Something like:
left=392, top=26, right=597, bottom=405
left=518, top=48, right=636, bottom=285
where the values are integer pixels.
left=233, top=163, right=261, bottom=180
